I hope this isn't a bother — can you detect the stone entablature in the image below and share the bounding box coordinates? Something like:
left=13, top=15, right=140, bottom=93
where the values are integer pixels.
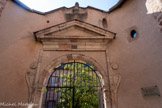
left=34, top=19, right=115, bottom=51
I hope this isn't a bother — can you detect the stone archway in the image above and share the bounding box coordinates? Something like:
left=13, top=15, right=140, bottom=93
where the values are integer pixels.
left=35, top=53, right=111, bottom=108
left=42, top=60, right=104, bottom=108
left=31, top=19, right=120, bottom=108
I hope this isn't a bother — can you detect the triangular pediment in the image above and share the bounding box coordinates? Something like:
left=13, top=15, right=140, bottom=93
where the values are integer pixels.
left=34, top=19, right=115, bottom=41
left=47, top=25, right=104, bottom=37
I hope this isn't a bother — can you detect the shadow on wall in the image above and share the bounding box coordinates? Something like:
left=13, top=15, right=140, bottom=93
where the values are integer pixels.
left=145, top=0, right=162, bottom=32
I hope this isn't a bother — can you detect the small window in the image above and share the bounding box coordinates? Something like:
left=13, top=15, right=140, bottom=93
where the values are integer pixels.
left=47, top=20, right=50, bottom=23
left=102, top=18, right=107, bottom=28
left=131, top=30, right=137, bottom=38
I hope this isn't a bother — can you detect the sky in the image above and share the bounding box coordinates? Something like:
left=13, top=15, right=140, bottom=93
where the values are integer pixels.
left=19, top=0, right=120, bottom=12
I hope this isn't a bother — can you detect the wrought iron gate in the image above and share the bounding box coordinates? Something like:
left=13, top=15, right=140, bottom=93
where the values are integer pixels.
left=42, top=60, right=104, bottom=108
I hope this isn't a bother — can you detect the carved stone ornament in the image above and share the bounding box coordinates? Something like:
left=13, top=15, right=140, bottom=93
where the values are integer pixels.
left=65, top=2, right=88, bottom=21
left=111, top=63, right=119, bottom=70
left=26, top=70, right=36, bottom=102
left=0, top=0, right=7, bottom=16
left=30, top=62, right=37, bottom=69
left=73, top=2, right=79, bottom=14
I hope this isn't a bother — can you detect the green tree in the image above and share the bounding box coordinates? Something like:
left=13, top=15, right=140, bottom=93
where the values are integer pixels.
left=55, top=62, right=100, bottom=108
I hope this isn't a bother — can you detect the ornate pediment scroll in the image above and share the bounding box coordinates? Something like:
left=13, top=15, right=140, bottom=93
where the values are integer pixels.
left=34, top=19, right=115, bottom=51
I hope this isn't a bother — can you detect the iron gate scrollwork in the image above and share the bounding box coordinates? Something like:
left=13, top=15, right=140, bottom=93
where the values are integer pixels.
left=42, top=60, right=104, bottom=108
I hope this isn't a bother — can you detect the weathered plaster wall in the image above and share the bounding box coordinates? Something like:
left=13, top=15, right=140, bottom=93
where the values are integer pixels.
left=108, top=0, right=162, bottom=108
left=0, top=1, right=109, bottom=107
left=0, top=1, right=44, bottom=105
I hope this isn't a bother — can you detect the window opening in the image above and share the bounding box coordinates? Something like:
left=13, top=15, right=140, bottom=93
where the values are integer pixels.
left=131, top=30, right=137, bottom=38
left=102, top=18, right=108, bottom=28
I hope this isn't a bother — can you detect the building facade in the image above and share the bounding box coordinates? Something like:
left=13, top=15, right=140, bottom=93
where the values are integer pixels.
left=0, top=0, right=162, bottom=108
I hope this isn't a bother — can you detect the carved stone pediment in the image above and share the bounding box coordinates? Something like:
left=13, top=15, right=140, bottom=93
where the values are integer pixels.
left=35, top=19, right=115, bottom=41
left=44, top=25, right=106, bottom=38
left=34, top=19, right=115, bottom=51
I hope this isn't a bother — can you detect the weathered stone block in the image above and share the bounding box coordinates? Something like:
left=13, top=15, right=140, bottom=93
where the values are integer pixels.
left=59, top=44, right=71, bottom=50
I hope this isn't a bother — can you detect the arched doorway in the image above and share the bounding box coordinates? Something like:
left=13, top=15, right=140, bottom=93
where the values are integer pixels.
left=41, top=60, right=104, bottom=108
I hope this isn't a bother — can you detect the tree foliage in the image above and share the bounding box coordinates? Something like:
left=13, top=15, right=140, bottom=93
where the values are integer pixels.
left=55, top=62, right=101, bottom=108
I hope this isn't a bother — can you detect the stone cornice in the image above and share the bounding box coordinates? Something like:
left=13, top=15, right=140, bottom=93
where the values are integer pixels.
left=34, top=19, right=116, bottom=42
